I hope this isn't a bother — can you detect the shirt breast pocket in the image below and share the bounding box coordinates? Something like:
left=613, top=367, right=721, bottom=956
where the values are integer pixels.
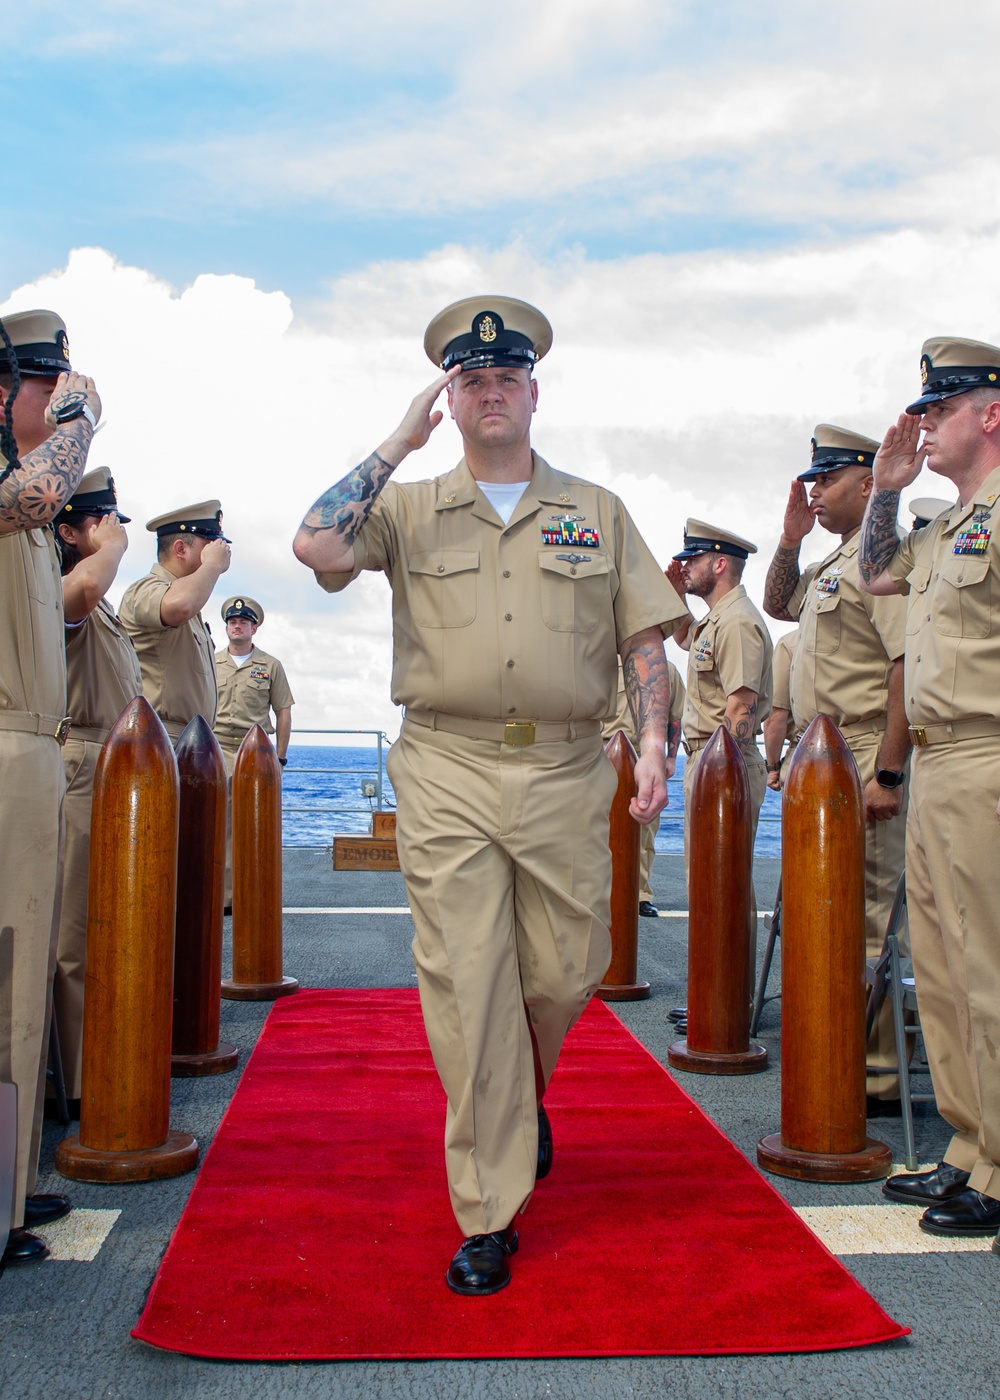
left=406, top=550, right=479, bottom=628
left=809, top=589, right=842, bottom=655
left=538, top=552, right=611, bottom=633
left=934, top=555, right=992, bottom=638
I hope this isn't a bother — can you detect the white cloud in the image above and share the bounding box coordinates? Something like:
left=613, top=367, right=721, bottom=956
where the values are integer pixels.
left=2, top=211, right=987, bottom=735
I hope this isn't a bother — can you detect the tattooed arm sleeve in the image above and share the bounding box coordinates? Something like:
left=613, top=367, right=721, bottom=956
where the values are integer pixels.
left=723, top=687, right=759, bottom=753
left=763, top=544, right=802, bottom=621
left=0, top=420, right=93, bottom=534
left=293, top=451, right=395, bottom=574
left=858, top=488, right=903, bottom=592
left=621, top=629, right=670, bottom=751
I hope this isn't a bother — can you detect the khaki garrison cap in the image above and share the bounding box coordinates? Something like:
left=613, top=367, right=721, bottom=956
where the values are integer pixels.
left=907, top=336, right=1000, bottom=414
left=798, top=424, right=880, bottom=482
left=910, top=497, right=954, bottom=530
left=222, top=595, right=263, bottom=626
left=55, top=466, right=131, bottom=525
left=0, top=309, right=72, bottom=377
left=673, top=519, right=757, bottom=561
left=147, top=500, right=230, bottom=542
left=424, top=296, right=553, bottom=372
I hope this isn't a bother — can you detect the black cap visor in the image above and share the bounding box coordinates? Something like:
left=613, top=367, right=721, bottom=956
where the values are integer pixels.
left=673, top=537, right=749, bottom=562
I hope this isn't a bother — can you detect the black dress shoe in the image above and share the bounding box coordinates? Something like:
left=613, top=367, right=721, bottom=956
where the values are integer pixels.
left=866, top=1095, right=903, bottom=1119
left=3, top=1228, right=50, bottom=1265
left=919, top=1188, right=1000, bottom=1237
left=446, top=1226, right=518, bottom=1296
left=882, top=1161, right=970, bottom=1205
left=43, top=1097, right=81, bottom=1122
left=23, top=1194, right=71, bottom=1227
left=638, top=901, right=659, bottom=918
left=668, top=1006, right=687, bottom=1023
left=536, top=1105, right=553, bottom=1180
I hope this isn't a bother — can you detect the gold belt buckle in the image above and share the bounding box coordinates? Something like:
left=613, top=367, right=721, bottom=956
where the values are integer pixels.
left=504, top=721, right=536, bottom=746
left=908, top=725, right=928, bottom=747
left=55, top=716, right=72, bottom=746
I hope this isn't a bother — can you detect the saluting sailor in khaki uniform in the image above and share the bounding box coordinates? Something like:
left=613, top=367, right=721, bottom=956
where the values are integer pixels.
left=214, top=596, right=294, bottom=906
left=0, top=309, right=102, bottom=1265
left=764, top=426, right=911, bottom=1110
left=761, top=628, right=798, bottom=790
left=861, top=337, right=1000, bottom=1244
left=293, top=296, right=686, bottom=1297
left=666, top=520, right=773, bottom=855
left=604, top=656, right=685, bottom=917
left=54, top=468, right=141, bottom=1104
left=119, top=501, right=231, bottom=739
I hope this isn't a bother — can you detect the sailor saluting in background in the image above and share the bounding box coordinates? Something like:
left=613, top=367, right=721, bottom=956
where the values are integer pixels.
left=293, top=295, right=687, bottom=1295
left=0, top=310, right=102, bottom=1265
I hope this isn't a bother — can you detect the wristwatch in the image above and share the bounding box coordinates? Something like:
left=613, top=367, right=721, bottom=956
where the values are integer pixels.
left=52, top=399, right=97, bottom=430
left=875, top=768, right=905, bottom=789
left=765, top=761, right=781, bottom=774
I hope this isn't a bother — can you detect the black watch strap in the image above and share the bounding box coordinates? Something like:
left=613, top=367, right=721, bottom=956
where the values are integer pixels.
left=875, top=768, right=905, bottom=789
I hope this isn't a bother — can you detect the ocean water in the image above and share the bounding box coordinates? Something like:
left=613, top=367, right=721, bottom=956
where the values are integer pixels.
left=282, top=743, right=782, bottom=858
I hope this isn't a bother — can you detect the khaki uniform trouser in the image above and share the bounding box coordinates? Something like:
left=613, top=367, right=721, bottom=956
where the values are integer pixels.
left=639, top=816, right=658, bottom=904
left=53, top=736, right=103, bottom=1099
left=387, top=721, right=616, bottom=1237
left=846, top=733, right=910, bottom=1099
left=906, top=736, right=1000, bottom=1201
left=0, top=734, right=65, bottom=1227
left=217, top=744, right=239, bottom=907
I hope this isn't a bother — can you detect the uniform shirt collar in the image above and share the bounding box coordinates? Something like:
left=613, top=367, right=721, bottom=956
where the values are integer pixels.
left=436, top=452, right=579, bottom=525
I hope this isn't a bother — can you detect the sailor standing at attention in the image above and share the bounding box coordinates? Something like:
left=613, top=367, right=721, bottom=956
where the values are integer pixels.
left=0, top=310, right=102, bottom=1264
left=213, top=596, right=295, bottom=907
left=119, top=502, right=231, bottom=738
left=859, top=337, right=1000, bottom=1244
left=763, top=426, right=911, bottom=1115
left=53, top=468, right=142, bottom=1112
left=293, top=296, right=687, bottom=1295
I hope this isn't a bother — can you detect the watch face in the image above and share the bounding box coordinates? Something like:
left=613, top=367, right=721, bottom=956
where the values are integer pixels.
left=876, top=769, right=904, bottom=788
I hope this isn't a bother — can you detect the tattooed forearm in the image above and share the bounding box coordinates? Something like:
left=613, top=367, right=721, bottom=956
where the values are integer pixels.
left=666, top=718, right=682, bottom=761
left=622, top=635, right=670, bottom=748
left=299, top=452, right=394, bottom=542
left=723, top=691, right=759, bottom=752
left=0, top=420, right=92, bottom=530
left=763, top=544, right=801, bottom=621
left=859, top=489, right=902, bottom=584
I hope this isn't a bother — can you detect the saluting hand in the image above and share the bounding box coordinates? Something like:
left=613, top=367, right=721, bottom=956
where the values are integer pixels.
left=781, top=481, right=814, bottom=544
left=380, top=366, right=462, bottom=463
left=44, top=372, right=102, bottom=431
left=86, top=511, right=128, bottom=557
left=201, top=538, right=232, bottom=575
left=873, top=413, right=926, bottom=491
left=665, top=560, right=686, bottom=598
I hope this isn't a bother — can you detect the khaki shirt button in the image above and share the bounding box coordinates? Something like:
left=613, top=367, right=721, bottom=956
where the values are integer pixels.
left=570, top=567, right=578, bottom=575
left=505, top=613, right=512, bottom=621
left=437, top=565, right=445, bottom=573
left=508, top=706, right=516, bottom=714
left=503, top=570, right=511, bottom=578
left=506, top=659, right=515, bottom=668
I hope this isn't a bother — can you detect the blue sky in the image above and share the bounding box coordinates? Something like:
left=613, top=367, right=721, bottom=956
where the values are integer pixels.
left=3, top=1, right=998, bottom=733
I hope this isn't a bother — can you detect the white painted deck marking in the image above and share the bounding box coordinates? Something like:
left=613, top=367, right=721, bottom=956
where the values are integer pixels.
left=34, top=1208, right=121, bottom=1261
left=794, top=1203, right=991, bottom=1254
left=282, top=907, right=707, bottom=917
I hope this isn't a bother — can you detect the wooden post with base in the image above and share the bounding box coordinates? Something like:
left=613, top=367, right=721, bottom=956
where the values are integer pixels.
left=596, top=730, right=650, bottom=1002
left=171, top=716, right=238, bottom=1076
left=757, top=713, right=892, bottom=1182
left=669, top=726, right=768, bottom=1075
left=222, top=724, right=298, bottom=1001
left=56, top=698, right=199, bottom=1184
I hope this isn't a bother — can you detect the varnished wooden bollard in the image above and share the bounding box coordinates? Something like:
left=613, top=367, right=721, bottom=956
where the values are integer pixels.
left=56, top=698, right=198, bottom=1183
left=757, top=713, right=891, bottom=1181
left=596, top=730, right=650, bottom=1001
left=171, top=716, right=238, bottom=1076
left=222, top=724, right=298, bottom=1000
left=669, top=726, right=767, bottom=1075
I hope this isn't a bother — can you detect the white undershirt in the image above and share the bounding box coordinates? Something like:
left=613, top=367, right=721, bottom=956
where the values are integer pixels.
left=478, top=480, right=530, bottom=525
left=229, top=650, right=253, bottom=667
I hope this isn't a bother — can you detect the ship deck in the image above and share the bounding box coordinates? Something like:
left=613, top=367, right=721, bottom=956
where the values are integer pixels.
left=2, top=849, right=997, bottom=1400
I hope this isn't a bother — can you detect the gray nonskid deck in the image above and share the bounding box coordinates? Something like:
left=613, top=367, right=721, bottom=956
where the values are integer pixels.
left=1, top=850, right=996, bottom=1400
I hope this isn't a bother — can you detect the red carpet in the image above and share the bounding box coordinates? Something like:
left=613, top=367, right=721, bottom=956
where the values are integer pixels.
left=132, top=989, right=907, bottom=1359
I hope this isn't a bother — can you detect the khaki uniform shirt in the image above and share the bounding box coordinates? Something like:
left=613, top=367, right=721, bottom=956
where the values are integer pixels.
left=214, top=645, right=294, bottom=746
left=119, top=562, right=218, bottom=732
left=772, top=630, right=795, bottom=714
left=316, top=454, right=688, bottom=722
left=787, top=531, right=906, bottom=733
left=886, top=466, right=1000, bottom=725
left=682, top=585, right=773, bottom=740
left=65, top=599, right=142, bottom=738
left=0, top=526, right=66, bottom=718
